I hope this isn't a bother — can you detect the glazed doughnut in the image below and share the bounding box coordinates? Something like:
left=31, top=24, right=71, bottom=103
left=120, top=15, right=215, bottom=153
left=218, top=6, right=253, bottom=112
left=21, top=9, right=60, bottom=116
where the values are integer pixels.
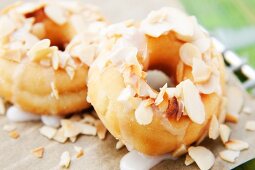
left=0, top=1, right=106, bottom=116
left=88, top=8, right=225, bottom=155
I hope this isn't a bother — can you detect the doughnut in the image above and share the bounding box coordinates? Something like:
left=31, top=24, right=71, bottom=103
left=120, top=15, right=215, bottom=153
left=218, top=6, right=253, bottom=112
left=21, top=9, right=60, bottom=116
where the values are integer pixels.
left=0, top=1, right=106, bottom=116
left=88, top=8, right=225, bottom=155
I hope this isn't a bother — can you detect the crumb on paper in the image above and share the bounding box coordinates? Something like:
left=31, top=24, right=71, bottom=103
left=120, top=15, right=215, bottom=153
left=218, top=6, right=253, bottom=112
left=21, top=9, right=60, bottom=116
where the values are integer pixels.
left=8, top=130, right=19, bottom=139
left=32, top=146, right=44, bottom=158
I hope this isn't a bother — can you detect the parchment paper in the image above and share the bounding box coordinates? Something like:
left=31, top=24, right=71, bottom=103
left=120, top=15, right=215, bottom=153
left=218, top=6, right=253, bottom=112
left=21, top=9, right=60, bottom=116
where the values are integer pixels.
left=0, top=0, right=255, bottom=170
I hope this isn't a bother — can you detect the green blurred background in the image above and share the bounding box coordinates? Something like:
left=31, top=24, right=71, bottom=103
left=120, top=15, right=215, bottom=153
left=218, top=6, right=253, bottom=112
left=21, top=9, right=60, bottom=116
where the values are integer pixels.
left=181, top=0, right=255, bottom=169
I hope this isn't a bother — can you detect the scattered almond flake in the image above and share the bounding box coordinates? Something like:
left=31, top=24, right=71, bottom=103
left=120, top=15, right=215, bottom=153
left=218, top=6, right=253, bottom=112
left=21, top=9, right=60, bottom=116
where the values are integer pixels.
left=53, top=128, right=68, bottom=143
left=0, top=15, right=16, bottom=38
left=41, top=115, right=61, bottom=128
left=31, top=147, right=44, bottom=158
left=245, top=121, right=255, bottom=131
left=172, top=144, right=187, bottom=157
left=74, top=146, right=84, bottom=159
left=8, top=130, right=20, bottom=139
left=134, top=100, right=154, bottom=125
left=185, top=154, right=194, bottom=166
left=70, top=114, right=82, bottom=121
left=81, top=114, right=96, bottom=125
left=192, top=37, right=211, bottom=53
left=218, top=97, right=227, bottom=123
left=208, top=115, right=219, bottom=140
left=219, top=150, right=240, bottom=163
left=179, top=43, right=201, bottom=66
left=196, top=74, right=222, bottom=95
left=72, top=44, right=96, bottom=66
left=192, top=58, right=211, bottom=83
left=69, top=136, right=77, bottom=143
left=44, top=5, right=67, bottom=25
left=243, top=106, right=252, bottom=114
left=28, top=39, right=51, bottom=61
left=0, top=97, right=5, bottom=115
left=117, top=86, right=135, bottom=102
left=188, top=146, right=215, bottom=170
left=226, top=86, right=244, bottom=116
left=32, top=23, right=46, bottom=39
left=225, top=139, right=249, bottom=151
left=52, top=51, right=60, bottom=70
left=116, top=140, right=125, bottom=150
left=77, top=122, right=97, bottom=136
left=182, top=79, right=205, bottom=124
left=155, top=83, right=168, bottom=106
left=59, top=151, right=71, bottom=168
left=61, top=119, right=80, bottom=138
left=138, top=80, right=157, bottom=98
left=95, top=120, right=107, bottom=140
left=3, top=124, right=16, bottom=132
left=50, top=82, right=59, bottom=99
left=225, top=113, right=239, bottom=123
left=39, top=126, right=57, bottom=139
left=219, top=124, right=231, bottom=144
left=65, top=66, right=75, bottom=80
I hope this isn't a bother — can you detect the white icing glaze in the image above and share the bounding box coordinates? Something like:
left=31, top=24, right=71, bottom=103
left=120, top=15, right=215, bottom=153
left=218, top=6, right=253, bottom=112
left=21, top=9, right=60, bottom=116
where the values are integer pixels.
left=6, top=106, right=41, bottom=122
left=41, top=115, right=61, bottom=128
left=120, top=150, right=176, bottom=170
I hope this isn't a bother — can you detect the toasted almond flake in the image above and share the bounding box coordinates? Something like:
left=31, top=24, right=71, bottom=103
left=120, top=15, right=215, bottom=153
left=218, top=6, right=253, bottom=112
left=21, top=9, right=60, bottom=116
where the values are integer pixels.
left=225, top=113, right=239, bottom=123
left=74, top=146, right=84, bottom=158
left=77, top=122, right=97, bottom=136
left=155, top=83, right=168, bottom=106
left=9, top=130, right=19, bottom=139
left=0, top=98, right=5, bottom=115
left=66, top=66, right=75, bottom=80
left=69, top=136, right=77, bottom=143
left=245, top=121, right=255, bottom=131
left=32, top=147, right=44, bottom=158
left=135, top=100, right=154, bottom=125
left=172, top=144, right=187, bottom=157
left=226, top=86, right=244, bottom=116
left=3, top=124, right=16, bottom=132
left=219, top=124, right=231, bottom=144
left=52, top=51, right=59, bottom=70
left=116, top=140, right=125, bottom=150
left=180, top=43, right=201, bottom=66
left=182, top=80, right=205, bottom=124
left=219, top=150, right=240, bottom=163
left=50, top=82, right=59, bottom=99
left=188, top=146, right=215, bottom=170
left=32, top=23, right=46, bottom=39
left=59, top=151, right=71, bottom=168
left=192, top=58, right=211, bottom=83
left=81, top=114, right=96, bottom=125
left=196, top=74, right=221, bottom=95
left=61, top=119, right=80, bottom=138
left=192, top=38, right=211, bottom=53
left=218, top=97, right=227, bottom=123
left=0, top=16, right=16, bottom=38
left=95, top=120, right=107, bottom=140
left=39, top=126, right=57, bottom=139
left=44, top=5, right=67, bottom=25
left=209, top=115, right=219, bottom=140
left=28, top=39, right=51, bottom=61
left=53, top=128, right=68, bottom=143
left=185, top=154, right=194, bottom=166
left=225, top=139, right=249, bottom=151
left=117, top=86, right=135, bottom=102
left=72, top=44, right=96, bottom=66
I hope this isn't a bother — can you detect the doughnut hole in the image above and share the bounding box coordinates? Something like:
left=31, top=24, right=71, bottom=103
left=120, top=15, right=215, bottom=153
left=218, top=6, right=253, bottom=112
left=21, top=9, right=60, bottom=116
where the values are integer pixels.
left=25, top=8, right=75, bottom=51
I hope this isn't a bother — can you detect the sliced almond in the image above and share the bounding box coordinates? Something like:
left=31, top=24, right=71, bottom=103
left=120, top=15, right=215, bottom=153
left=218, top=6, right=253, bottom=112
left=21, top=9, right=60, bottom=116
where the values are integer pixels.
left=226, top=86, right=244, bottom=117
left=172, top=144, right=187, bottom=157
left=44, top=5, right=67, bottom=25
left=182, top=80, right=205, bottom=124
left=28, top=39, right=51, bottom=61
left=117, top=86, right=135, bottom=102
left=196, top=74, right=221, bottom=95
left=179, top=43, right=201, bottom=66
left=185, top=154, right=194, bottom=166
left=77, top=122, right=97, bottom=136
left=32, top=147, right=44, bottom=158
left=59, top=151, right=71, bottom=168
left=192, top=58, right=211, bottom=83
left=72, top=44, right=96, bottom=66
left=9, top=130, right=20, bottom=139
left=50, top=82, right=59, bottom=99
left=69, top=136, right=77, bottom=143
left=65, top=66, right=75, bottom=80
left=0, top=97, right=5, bottom=115
left=135, top=100, right=154, bottom=125
left=225, top=139, right=249, bottom=151
left=53, top=128, right=68, bottom=143
left=209, top=115, right=219, bottom=140
left=61, top=119, right=80, bottom=138
left=192, top=37, right=211, bottom=53
left=225, top=113, right=239, bottom=123
left=81, top=114, right=96, bottom=125
left=155, top=84, right=167, bottom=106
left=245, top=120, right=255, bottom=131
left=3, top=124, right=16, bottom=132
left=39, top=126, right=57, bottom=139
left=188, top=146, right=215, bottom=170
left=116, top=140, right=125, bottom=150
left=74, top=146, right=84, bottom=159
left=0, top=16, right=16, bottom=38
left=219, top=124, right=231, bottom=144
left=95, top=120, right=107, bottom=140
left=219, top=150, right=240, bottom=163
left=32, top=23, right=46, bottom=39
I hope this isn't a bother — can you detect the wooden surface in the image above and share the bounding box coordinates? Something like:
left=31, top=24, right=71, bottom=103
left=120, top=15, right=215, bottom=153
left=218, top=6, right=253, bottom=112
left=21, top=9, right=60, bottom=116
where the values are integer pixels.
left=1, top=1, right=255, bottom=170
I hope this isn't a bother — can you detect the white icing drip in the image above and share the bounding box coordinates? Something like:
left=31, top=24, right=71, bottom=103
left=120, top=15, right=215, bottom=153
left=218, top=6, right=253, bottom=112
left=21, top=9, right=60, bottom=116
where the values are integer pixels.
left=120, top=150, right=176, bottom=170
left=41, top=115, right=61, bottom=128
left=6, top=106, right=41, bottom=122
